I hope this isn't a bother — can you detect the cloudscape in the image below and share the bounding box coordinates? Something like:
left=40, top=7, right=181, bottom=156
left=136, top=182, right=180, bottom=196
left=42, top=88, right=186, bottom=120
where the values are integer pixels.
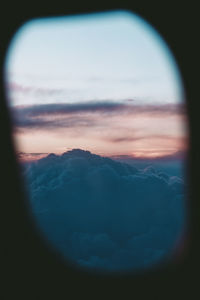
left=23, top=149, right=186, bottom=272
left=5, top=11, right=188, bottom=272
left=12, top=101, right=187, bottom=159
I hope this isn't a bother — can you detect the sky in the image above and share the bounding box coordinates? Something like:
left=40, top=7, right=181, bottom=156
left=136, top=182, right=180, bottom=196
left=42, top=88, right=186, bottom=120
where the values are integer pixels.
left=4, top=10, right=188, bottom=160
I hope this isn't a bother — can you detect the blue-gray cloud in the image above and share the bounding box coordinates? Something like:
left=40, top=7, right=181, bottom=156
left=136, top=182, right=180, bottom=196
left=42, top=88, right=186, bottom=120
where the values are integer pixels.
left=22, top=149, right=186, bottom=273
left=11, top=102, right=185, bottom=131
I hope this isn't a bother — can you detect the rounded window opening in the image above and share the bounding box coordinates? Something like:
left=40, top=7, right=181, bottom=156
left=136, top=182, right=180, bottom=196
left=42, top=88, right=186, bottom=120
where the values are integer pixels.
left=4, top=10, right=189, bottom=274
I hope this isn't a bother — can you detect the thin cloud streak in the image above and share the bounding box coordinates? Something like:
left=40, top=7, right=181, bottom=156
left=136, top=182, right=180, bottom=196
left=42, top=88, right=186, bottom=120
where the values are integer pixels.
left=111, top=149, right=187, bottom=161
left=17, top=151, right=49, bottom=162
left=108, top=135, right=186, bottom=144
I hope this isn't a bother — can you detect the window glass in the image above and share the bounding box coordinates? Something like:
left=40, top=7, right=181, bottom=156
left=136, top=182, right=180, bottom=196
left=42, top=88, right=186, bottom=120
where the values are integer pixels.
left=4, top=10, right=188, bottom=274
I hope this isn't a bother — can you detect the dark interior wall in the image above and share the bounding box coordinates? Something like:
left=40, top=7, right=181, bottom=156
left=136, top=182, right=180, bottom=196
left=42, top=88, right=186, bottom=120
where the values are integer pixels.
left=1, top=1, right=200, bottom=299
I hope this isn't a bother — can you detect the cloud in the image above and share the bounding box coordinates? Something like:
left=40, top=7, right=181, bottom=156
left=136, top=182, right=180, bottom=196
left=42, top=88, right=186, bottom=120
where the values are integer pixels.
left=22, top=149, right=186, bottom=273
left=112, top=149, right=187, bottom=161
left=7, top=81, right=65, bottom=96
left=17, top=151, right=48, bottom=162
left=107, top=135, right=186, bottom=145
left=11, top=101, right=185, bottom=131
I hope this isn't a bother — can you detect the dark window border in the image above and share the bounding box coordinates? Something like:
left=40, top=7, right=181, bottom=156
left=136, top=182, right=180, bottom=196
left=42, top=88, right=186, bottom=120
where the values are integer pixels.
left=1, top=2, right=199, bottom=299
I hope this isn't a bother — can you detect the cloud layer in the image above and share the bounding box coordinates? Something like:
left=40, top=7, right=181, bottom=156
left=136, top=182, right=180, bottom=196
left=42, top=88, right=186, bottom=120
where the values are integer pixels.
left=12, top=101, right=185, bottom=130
left=11, top=100, right=187, bottom=158
left=22, top=149, right=186, bottom=273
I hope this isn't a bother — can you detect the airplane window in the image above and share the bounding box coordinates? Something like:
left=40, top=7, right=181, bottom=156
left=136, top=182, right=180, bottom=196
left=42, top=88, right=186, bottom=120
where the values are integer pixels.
left=4, top=10, right=189, bottom=274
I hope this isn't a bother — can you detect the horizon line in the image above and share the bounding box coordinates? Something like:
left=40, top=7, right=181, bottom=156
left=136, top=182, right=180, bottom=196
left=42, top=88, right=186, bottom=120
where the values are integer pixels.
left=16, top=148, right=186, bottom=163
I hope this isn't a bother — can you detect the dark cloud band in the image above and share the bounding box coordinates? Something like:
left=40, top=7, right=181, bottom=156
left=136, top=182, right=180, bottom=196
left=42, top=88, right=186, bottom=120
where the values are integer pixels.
left=11, top=101, right=185, bottom=130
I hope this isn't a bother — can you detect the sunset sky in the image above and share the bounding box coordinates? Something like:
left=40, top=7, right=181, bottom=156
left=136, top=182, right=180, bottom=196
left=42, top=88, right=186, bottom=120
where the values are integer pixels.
left=4, top=11, right=187, bottom=161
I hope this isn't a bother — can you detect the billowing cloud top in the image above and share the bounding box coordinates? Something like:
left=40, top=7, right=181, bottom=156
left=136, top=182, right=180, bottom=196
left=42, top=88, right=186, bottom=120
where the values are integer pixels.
left=23, top=149, right=186, bottom=273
